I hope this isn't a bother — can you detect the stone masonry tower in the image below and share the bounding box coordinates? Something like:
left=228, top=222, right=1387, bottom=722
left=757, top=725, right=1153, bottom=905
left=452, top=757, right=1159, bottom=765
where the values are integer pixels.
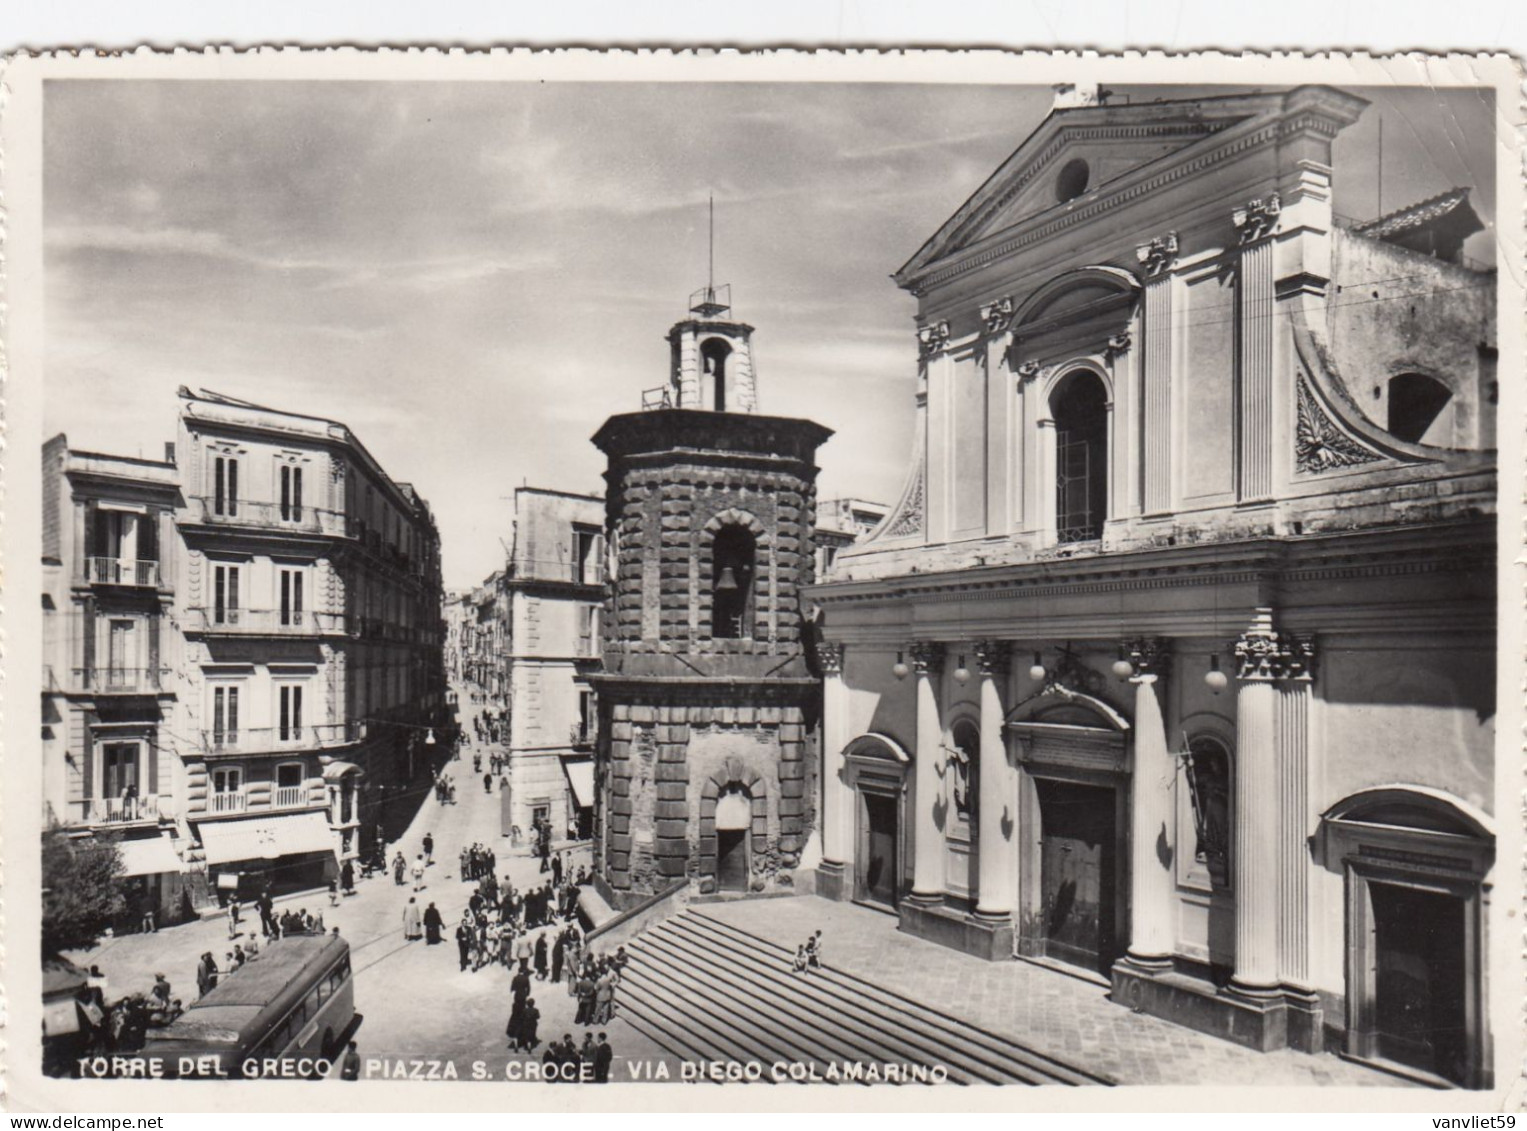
left=590, top=283, right=832, bottom=908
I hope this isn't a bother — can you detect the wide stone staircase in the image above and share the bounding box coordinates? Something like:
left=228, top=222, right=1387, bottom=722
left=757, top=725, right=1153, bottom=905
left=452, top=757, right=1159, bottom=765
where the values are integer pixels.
left=619, top=907, right=1112, bottom=1086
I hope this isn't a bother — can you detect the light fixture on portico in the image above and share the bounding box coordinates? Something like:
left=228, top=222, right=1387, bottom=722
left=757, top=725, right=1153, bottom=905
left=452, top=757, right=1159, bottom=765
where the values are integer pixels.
left=1204, top=654, right=1228, bottom=694
left=1111, top=643, right=1135, bottom=681
left=891, top=651, right=909, bottom=680
left=953, top=654, right=971, bottom=685
left=1028, top=651, right=1047, bottom=682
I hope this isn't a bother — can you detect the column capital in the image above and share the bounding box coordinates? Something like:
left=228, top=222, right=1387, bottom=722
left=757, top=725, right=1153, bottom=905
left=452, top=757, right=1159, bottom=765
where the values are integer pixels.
left=1123, top=636, right=1171, bottom=679
left=818, top=641, right=845, bottom=674
left=908, top=641, right=945, bottom=676
left=1233, top=192, right=1282, bottom=244
left=1235, top=611, right=1316, bottom=682
left=916, top=320, right=951, bottom=359
left=973, top=639, right=1011, bottom=677
left=979, top=295, right=1015, bottom=336
left=1135, top=230, right=1179, bottom=278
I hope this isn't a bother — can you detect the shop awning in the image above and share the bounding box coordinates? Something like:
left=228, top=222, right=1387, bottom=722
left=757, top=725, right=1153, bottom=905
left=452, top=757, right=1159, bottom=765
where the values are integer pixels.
left=563, top=759, right=595, bottom=810
left=116, top=834, right=185, bottom=877
left=322, top=760, right=363, bottom=782
left=197, top=811, right=334, bottom=866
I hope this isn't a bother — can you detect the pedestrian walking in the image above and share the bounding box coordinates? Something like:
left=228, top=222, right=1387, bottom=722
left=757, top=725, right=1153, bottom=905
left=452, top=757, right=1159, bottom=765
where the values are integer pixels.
left=328, top=878, right=339, bottom=908
left=227, top=898, right=241, bottom=940
left=341, top=859, right=355, bottom=896
left=551, top=852, right=563, bottom=887
left=534, top=932, right=549, bottom=981
left=423, top=832, right=434, bottom=866
left=393, top=852, right=406, bottom=886
left=411, top=854, right=426, bottom=892
left=340, top=1041, right=361, bottom=1080
left=424, top=901, right=444, bottom=945
left=402, top=896, right=423, bottom=941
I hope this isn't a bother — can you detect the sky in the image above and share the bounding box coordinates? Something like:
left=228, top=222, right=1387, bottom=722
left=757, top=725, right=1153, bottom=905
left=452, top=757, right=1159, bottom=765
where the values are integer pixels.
left=43, top=81, right=1497, bottom=590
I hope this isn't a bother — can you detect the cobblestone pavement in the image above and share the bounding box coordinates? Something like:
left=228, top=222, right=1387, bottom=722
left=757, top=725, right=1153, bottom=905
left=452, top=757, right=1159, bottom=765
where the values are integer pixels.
left=700, top=896, right=1411, bottom=1089
left=69, top=682, right=670, bottom=1084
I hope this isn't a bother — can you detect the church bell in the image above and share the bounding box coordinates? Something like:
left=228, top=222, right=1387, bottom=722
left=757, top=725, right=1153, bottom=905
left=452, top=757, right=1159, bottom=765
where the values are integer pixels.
left=716, top=566, right=740, bottom=591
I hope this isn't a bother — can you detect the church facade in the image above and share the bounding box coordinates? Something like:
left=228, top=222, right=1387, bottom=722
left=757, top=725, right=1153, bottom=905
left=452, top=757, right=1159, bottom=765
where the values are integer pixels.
left=590, top=286, right=831, bottom=907
left=809, top=86, right=1497, bottom=1087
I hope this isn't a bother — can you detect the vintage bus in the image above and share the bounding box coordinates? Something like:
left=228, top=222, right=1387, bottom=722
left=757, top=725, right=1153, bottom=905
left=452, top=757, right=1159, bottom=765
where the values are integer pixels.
left=143, top=933, right=354, bottom=1078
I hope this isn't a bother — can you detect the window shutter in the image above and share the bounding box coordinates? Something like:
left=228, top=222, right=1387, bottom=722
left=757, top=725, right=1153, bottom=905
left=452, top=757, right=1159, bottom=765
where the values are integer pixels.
left=137, top=512, right=158, bottom=563
left=228, top=459, right=239, bottom=515
left=83, top=730, right=94, bottom=804
left=214, top=458, right=225, bottom=514
left=147, top=736, right=159, bottom=795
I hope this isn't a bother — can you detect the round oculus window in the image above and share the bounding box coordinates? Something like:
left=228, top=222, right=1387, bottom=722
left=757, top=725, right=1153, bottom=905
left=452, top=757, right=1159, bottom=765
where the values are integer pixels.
left=1056, top=158, right=1090, bottom=202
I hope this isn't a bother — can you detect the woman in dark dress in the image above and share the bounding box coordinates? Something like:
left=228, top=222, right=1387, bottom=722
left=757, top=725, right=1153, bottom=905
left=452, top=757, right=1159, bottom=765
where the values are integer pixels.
left=423, top=901, right=444, bottom=945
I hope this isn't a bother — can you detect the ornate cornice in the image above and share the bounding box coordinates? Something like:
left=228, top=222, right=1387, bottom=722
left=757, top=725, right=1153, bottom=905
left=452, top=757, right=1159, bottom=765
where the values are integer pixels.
left=1233, top=192, right=1282, bottom=243
left=1135, top=231, right=1179, bottom=278
left=909, top=641, right=945, bottom=675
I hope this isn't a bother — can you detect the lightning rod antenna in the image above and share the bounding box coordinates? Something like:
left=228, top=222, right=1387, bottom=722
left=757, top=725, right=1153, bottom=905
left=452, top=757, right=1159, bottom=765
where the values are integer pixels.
left=708, top=193, right=715, bottom=302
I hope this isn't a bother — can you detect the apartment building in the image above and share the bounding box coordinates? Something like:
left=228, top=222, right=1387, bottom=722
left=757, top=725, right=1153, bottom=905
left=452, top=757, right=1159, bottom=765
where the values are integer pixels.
left=42, top=435, right=189, bottom=924
left=501, top=487, right=605, bottom=841
left=169, top=388, right=445, bottom=898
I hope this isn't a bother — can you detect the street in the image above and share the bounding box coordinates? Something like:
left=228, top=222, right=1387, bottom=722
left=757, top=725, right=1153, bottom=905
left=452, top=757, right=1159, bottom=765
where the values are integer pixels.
left=70, top=684, right=670, bottom=1083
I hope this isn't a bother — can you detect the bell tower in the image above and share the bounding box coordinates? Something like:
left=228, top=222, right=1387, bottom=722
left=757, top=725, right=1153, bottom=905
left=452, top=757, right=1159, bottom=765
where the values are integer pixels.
left=590, top=266, right=832, bottom=907
left=664, top=285, right=758, bottom=412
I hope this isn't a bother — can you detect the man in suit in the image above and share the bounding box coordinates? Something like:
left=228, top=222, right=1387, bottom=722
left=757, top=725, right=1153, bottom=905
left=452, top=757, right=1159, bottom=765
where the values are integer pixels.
left=593, top=1033, right=613, bottom=1083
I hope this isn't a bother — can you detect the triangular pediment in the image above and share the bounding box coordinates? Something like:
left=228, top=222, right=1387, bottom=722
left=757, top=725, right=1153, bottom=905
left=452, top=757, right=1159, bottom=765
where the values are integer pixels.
left=894, top=88, right=1368, bottom=293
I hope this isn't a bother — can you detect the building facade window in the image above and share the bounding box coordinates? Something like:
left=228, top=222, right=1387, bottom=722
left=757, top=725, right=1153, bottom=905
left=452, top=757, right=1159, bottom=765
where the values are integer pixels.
left=212, top=684, right=241, bottom=747
left=105, top=619, right=136, bottom=686
left=573, top=524, right=602, bottom=585
left=101, top=742, right=140, bottom=801
left=214, top=563, right=241, bottom=625
left=1050, top=370, right=1109, bottom=543
left=278, top=684, right=304, bottom=742
left=213, top=454, right=240, bottom=517
left=1185, top=734, right=1232, bottom=889
left=280, top=463, right=304, bottom=522
left=710, top=525, right=757, bottom=639
left=279, top=567, right=305, bottom=627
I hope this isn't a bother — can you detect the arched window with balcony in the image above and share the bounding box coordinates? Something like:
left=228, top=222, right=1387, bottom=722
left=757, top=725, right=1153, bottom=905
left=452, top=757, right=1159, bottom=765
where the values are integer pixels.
left=1050, top=370, right=1109, bottom=543
left=710, top=524, right=756, bottom=639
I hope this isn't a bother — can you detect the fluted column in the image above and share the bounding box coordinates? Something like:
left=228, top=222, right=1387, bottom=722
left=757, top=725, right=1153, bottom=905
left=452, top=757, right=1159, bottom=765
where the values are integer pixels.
left=973, top=641, right=1013, bottom=921
left=1234, top=195, right=1279, bottom=502
left=1231, top=608, right=1316, bottom=996
left=1124, top=638, right=1174, bottom=968
left=818, top=642, right=848, bottom=882
left=909, top=641, right=946, bottom=902
left=1135, top=231, right=1177, bottom=515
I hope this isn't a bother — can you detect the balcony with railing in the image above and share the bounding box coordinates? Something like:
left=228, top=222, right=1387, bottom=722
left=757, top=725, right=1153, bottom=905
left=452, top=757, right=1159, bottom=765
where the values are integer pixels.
left=185, top=607, right=350, bottom=636
left=205, top=784, right=322, bottom=817
left=569, top=722, right=597, bottom=750
left=74, top=667, right=167, bottom=694
left=210, top=789, right=248, bottom=814
left=84, top=557, right=161, bottom=588
left=187, top=496, right=349, bottom=537
left=273, top=785, right=306, bottom=808
left=200, top=721, right=364, bottom=756
left=72, top=794, right=173, bottom=825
